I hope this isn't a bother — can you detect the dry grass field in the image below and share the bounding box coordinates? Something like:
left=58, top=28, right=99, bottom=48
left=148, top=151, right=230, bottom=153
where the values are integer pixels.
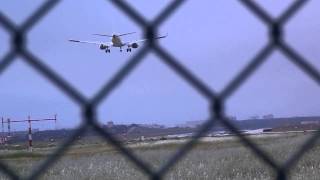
left=0, top=133, right=320, bottom=180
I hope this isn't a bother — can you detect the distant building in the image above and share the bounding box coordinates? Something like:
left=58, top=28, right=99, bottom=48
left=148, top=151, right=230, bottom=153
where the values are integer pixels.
left=262, top=114, right=274, bottom=119
left=301, top=121, right=320, bottom=125
left=107, top=121, right=114, bottom=128
left=184, top=120, right=204, bottom=128
left=249, top=115, right=259, bottom=120
left=29, top=128, right=39, bottom=133
left=139, top=124, right=165, bottom=128
left=176, top=124, right=188, bottom=128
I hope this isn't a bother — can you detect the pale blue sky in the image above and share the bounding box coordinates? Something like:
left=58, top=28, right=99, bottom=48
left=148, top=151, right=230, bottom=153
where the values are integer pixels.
left=0, top=1, right=320, bottom=130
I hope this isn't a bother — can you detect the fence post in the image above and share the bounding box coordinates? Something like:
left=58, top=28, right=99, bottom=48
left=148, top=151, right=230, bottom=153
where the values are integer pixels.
left=28, top=115, right=33, bottom=152
left=1, top=117, right=3, bottom=135
left=1, top=117, right=3, bottom=144
left=7, top=118, right=11, bottom=137
left=54, top=114, right=57, bottom=130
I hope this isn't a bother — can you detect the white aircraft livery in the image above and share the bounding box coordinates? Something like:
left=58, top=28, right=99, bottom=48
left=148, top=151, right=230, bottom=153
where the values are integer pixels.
left=68, top=32, right=167, bottom=53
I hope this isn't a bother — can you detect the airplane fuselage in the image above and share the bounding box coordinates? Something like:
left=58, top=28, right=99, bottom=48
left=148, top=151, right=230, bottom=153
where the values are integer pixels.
left=111, top=35, right=124, bottom=47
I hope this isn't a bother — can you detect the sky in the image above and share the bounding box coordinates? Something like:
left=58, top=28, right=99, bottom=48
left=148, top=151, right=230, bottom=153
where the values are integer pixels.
left=0, top=0, right=320, bottom=130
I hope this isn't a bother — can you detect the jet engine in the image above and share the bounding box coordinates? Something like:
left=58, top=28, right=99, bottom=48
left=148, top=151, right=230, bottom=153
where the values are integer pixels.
left=131, top=43, right=138, bottom=48
left=100, top=44, right=108, bottom=50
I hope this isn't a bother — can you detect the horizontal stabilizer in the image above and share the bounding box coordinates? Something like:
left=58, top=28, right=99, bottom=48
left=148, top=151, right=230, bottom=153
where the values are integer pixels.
left=118, top=32, right=136, bottom=36
left=92, top=34, right=113, bottom=37
left=69, top=39, right=81, bottom=42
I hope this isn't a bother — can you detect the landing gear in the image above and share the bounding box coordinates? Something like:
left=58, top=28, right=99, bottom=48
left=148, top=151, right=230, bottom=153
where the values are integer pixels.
left=105, top=49, right=110, bottom=53
left=126, top=48, right=132, bottom=52
left=120, top=47, right=123, bottom=52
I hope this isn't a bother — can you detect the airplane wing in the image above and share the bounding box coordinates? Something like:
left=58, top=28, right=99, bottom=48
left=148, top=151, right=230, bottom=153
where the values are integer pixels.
left=126, top=34, right=168, bottom=45
left=68, top=39, right=112, bottom=46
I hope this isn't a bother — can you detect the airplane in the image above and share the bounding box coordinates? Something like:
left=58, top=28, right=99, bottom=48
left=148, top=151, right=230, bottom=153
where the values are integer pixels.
left=68, top=32, right=167, bottom=53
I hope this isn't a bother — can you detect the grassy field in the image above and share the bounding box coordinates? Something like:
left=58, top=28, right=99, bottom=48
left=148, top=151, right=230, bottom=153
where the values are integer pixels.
left=0, top=133, right=320, bottom=179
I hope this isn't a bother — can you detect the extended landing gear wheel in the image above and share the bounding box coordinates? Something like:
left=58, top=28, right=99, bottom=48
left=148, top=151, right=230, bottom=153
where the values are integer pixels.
left=127, top=48, right=132, bottom=52
left=105, top=49, right=110, bottom=53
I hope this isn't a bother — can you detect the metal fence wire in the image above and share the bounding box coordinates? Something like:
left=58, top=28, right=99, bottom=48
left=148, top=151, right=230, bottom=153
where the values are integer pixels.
left=0, top=0, right=319, bottom=179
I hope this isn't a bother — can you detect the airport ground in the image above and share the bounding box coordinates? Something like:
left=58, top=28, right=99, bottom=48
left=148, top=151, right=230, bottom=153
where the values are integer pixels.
left=0, top=132, right=320, bottom=180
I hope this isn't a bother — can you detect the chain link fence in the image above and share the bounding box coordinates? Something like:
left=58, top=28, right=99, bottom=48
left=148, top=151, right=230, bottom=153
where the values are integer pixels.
left=0, top=0, right=319, bottom=179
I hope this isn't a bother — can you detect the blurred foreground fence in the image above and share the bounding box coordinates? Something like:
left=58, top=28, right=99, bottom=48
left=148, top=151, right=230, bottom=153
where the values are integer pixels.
left=0, top=0, right=319, bottom=179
